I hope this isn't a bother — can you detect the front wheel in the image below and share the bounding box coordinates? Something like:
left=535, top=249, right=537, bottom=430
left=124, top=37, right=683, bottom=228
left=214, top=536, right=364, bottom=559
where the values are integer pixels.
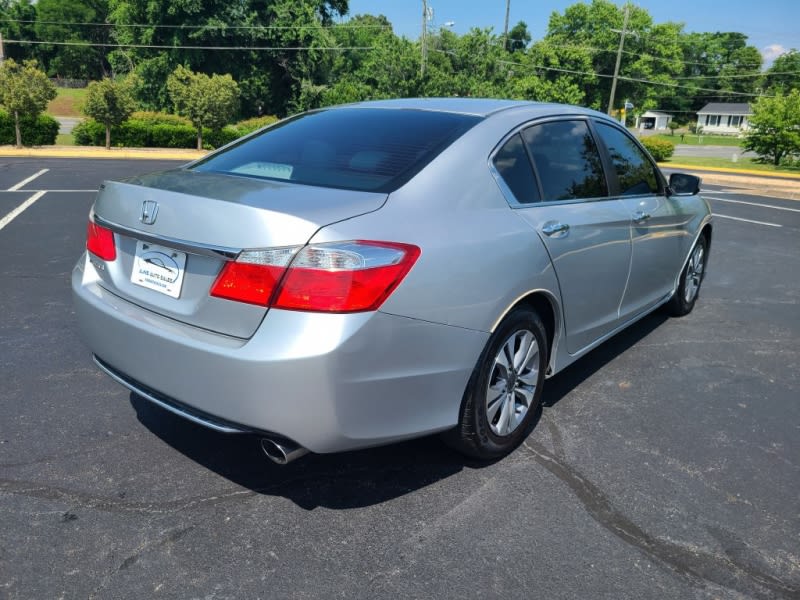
left=444, top=308, right=548, bottom=460
left=667, top=234, right=707, bottom=317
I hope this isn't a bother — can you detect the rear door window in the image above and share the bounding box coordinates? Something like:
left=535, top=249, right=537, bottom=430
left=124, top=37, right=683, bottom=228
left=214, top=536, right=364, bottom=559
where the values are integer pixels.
left=492, top=133, right=541, bottom=204
left=594, top=122, right=660, bottom=196
left=521, top=120, right=608, bottom=202
left=190, top=108, right=481, bottom=193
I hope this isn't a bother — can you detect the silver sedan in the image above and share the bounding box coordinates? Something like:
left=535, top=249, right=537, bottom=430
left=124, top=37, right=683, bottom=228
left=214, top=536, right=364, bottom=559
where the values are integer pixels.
left=72, top=98, right=711, bottom=463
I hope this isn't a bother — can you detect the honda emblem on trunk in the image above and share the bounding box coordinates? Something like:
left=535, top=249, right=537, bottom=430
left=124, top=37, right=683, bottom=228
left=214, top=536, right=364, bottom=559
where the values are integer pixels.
left=140, top=200, right=159, bottom=225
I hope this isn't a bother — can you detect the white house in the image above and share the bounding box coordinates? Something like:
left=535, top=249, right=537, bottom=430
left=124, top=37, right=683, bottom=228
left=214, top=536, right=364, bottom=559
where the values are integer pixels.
left=696, top=103, right=752, bottom=134
left=636, top=110, right=673, bottom=131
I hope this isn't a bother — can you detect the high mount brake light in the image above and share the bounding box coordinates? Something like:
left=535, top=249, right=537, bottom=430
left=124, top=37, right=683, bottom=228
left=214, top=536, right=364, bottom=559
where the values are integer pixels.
left=86, top=220, right=116, bottom=261
left=210, top=241, right=420, bottom=313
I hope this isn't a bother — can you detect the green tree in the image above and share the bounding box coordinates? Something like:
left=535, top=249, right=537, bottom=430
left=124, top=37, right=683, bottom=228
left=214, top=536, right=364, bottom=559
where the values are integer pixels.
left=107, top=0, right=348, bottom=116
left=420, top=28, right=510, bottom=98
left=83, top=77, right=138, bottom=148
left=543, top=2, right=684, bottom=112
left=324, top=19, right=418, bottom=105
left=167, top=65, right=240, bottom=150
left=673, top=32, right=763, bottom=113
left=667, top=120, right=680, bottom=135
left=35, top=0, right=111, bottom=79
left=764, top=49, right=800, bottom=93
left=742, top=90, right=800, bottom=166
left=507, top=21, right=531, bottom=53
left=0, top=58, right=57, bottom=147
left=510, top=74, right=584, bottom=104
left=0, top=0, right=38, bottom=62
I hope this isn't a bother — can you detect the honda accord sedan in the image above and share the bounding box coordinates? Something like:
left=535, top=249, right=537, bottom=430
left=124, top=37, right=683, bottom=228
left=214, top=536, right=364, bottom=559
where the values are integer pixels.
left=72, top=98, right=711, bottom=463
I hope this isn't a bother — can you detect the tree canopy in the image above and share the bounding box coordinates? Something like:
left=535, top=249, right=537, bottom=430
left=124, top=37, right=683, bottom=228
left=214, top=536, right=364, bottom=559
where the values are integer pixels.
left=742, top=90, right=800, bottom=165
left=0, top=0, right=790, bottom=124
left=0, top=58, right=57, bottom=147
left=167, top=65, right=240, bottom=149
left=764, top=49, right=800, bottom=93
left=83, top=76, right=137, bottom=148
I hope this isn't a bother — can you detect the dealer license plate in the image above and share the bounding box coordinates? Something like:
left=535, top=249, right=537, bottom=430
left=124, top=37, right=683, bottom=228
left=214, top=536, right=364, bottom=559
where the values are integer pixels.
left=131, top=241, right=187, bottom=298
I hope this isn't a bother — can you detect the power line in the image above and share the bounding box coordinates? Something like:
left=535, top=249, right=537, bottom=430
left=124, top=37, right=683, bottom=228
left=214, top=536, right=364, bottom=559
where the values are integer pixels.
left=0, top=16, right=777, bottom=73
left=617, top=73, right=766, bottom=97
left=7, top=35, right=787, bottom=83
left=673, top=70, right=800, bottom=80
left=531, top=41, right=763, bottom=70
left=496, top=58, right=771, bottom=98
left=494, top=56, right=776, bottom=85
left=2, top=39, right=372, bottom=51
left=0, top=18, right=392, bottom=30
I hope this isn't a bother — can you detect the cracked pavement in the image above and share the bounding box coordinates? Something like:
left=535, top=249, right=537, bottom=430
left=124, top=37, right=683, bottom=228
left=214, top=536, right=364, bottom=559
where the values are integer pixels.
left=0, top=158, right=798, bottom=599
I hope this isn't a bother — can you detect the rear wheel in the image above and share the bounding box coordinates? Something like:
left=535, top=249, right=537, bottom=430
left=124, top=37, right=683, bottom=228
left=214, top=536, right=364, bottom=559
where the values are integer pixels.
left=445, top=308, right=548, bottom=460
left=667, top=234, right=707, bottom=317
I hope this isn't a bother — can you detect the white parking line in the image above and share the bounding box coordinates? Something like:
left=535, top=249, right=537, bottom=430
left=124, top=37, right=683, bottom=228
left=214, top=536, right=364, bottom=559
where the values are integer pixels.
left=713, top=213, right=782, bottom=228
left=0, top=191, right=48, bottom=232
left=705, top=195, right=800, bottom=213
left=6, top=169, right=49, bottom=191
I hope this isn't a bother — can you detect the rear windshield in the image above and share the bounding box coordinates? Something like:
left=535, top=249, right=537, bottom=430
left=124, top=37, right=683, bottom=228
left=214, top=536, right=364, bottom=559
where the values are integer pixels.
left=190, top=108, right=482, bottom=193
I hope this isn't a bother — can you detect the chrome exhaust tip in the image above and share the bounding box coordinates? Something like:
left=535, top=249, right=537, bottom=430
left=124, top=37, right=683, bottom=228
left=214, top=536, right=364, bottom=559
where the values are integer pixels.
left=260, top=438, right=309, bottom=465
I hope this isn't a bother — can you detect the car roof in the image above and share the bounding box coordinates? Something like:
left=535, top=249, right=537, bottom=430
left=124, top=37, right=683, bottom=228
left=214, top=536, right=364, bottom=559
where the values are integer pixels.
left=339, top=97, right=611, bottom=121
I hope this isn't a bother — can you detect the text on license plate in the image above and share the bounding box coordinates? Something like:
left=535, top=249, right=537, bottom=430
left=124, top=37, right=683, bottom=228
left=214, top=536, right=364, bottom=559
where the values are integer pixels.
left=131, top=241, right=187, bottom=298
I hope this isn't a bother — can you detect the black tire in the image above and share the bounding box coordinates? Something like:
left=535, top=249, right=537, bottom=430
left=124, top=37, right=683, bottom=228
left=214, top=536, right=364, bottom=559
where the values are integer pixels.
left=666, top=234, right=708, bottom=317
left=444, top=308, right=548, bottom=460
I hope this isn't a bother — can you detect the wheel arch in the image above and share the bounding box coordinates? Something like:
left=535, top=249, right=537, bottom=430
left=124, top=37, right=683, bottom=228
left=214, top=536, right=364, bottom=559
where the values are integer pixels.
left=491, top=289, right=561, bottom=376
left=701, top=222, right=713, bottom=258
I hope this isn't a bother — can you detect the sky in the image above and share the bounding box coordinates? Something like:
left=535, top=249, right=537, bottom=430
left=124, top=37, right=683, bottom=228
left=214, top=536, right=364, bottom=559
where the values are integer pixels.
left=345, top=0, right=800, bottom=66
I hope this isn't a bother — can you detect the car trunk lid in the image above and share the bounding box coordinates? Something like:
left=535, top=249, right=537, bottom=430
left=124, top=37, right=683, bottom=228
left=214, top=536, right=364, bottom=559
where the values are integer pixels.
left=89, top=169, right=387, bottom=338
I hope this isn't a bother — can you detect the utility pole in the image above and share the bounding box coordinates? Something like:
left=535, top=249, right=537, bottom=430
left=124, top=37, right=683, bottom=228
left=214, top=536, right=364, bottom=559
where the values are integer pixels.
left=502, top=0, right=511, bottom=51
left=420, top=0, right=428, bottom=77
left=607, top=4, right=631, bottom=115
left=0, top=30, right=5, bottom=66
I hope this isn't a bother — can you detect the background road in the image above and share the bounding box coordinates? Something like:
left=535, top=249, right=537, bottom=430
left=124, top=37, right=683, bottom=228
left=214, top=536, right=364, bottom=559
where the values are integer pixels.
left=0, top=158, right=798, bottom=599
left=673, top=145, right=756, bottom=159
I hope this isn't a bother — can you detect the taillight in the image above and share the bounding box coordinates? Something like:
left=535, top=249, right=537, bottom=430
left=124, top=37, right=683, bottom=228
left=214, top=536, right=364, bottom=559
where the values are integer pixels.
left=86, top=220, right=116, bottom=261
left=210, top=241, right=420, bottom=313
left=210, top=247, right=298, bottom=306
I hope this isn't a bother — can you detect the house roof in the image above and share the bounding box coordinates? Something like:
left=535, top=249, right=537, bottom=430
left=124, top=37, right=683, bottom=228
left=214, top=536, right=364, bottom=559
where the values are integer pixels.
left=697, top=102, right=752, bottom=115
left=641, top=110, right=672, bottom=117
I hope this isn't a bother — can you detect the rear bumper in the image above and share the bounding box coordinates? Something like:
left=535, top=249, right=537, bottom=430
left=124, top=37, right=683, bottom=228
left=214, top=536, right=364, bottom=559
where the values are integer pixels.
left=72, top=254, right=488, bottom=453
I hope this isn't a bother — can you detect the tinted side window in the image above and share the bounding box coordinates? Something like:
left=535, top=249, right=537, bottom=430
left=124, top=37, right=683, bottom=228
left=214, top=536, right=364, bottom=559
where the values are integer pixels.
left=492, top=134, right=541, bottom=204
left=594, top=123, right=659, bottom=196
left=521, top=120, right=607, bottom=201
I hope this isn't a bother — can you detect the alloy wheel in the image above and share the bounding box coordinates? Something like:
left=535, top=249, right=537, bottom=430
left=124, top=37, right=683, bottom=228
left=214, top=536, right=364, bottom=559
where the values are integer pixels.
left=684, top=244, right=705, bottom=303
left=485, top=329, right=540, bottom=436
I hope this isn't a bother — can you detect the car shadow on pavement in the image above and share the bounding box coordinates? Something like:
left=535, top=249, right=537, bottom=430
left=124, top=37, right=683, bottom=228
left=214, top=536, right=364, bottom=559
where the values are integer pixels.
left=129, top=392, right=470, bottom=510
left=129, top=310, right=668, bottom=510
left=540, top=310, right=668, bottom=408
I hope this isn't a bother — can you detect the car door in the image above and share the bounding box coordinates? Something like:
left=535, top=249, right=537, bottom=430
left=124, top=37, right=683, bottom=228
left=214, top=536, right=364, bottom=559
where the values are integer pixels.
left=591, top=121, right=689, bottom=318
left=494, top=119, right=633, bottom=355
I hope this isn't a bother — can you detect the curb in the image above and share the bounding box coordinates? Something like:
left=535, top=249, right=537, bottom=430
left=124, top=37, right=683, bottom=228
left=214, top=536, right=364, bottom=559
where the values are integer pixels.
left=659, top=162, right=800, bottom=181
left=0, top=146, right=207, bottom=161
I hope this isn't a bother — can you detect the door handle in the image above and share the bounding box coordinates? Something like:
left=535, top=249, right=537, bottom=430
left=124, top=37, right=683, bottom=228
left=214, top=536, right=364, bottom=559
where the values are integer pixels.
left=542, top=222, right=570, bottom=236
left=633, top=211, right=651, bottom=223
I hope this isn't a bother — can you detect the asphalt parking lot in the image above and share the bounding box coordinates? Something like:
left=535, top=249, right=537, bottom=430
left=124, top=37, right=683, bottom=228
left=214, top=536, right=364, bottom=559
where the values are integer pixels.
left=1, top=157, right=798, bottom=600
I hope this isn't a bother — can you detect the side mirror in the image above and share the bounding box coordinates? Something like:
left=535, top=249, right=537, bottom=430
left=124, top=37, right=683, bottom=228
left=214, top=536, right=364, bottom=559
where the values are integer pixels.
left=668, top=173, right=701, bottom=196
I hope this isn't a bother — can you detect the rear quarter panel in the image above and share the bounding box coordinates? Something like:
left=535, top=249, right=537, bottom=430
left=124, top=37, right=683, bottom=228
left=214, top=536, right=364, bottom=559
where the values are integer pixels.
left=310, top=112, right=562, bottom=334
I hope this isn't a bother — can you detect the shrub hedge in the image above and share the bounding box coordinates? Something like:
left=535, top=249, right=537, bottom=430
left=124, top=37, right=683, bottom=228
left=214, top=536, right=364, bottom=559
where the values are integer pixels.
left=73, top=112, right=279, bottom=149
left=640, top=136, right=675, bottom=161
left=233, top=115, right=279, bottom=135
left=0, top=111, right=60, bottom=146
